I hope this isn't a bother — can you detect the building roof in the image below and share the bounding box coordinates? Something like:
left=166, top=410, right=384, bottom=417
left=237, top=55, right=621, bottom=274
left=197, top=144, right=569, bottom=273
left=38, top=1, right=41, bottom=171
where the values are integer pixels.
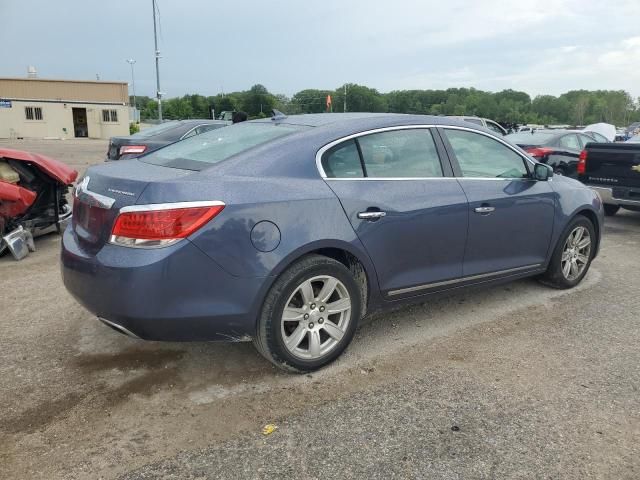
left=0, top=77, right=129, bottom=105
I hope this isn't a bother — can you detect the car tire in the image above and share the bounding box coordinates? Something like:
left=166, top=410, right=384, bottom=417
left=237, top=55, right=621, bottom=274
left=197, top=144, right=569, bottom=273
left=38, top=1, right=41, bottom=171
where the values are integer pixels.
left=603, top=204, right=620, bottom=217
left=253, top=254, right=362, bottom=373
left=539, top=215, right=596, bottom=289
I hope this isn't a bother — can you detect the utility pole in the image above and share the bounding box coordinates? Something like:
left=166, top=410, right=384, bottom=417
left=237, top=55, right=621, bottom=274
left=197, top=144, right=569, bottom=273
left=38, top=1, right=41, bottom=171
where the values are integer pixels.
left=126, top=59, right=137, bottom=121
left=152, top=0, right=163, bottom=121
left=344, top=84, right=347, bottom=113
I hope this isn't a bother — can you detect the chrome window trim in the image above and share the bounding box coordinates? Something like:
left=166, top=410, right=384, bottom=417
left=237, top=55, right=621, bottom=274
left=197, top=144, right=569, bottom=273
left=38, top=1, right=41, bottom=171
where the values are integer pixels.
left=315, top=124, right=536, bottom=180
left=387, top=263, right=542, bottom=297
left=119, top=200, right=225, bottom=213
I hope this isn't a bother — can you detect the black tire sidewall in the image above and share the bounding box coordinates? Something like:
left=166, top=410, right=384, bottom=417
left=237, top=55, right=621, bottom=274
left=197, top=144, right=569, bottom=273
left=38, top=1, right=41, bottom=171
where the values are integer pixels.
left=260, top=256, right=362, bottom=372
left=546, top=216, right=596, bottom=288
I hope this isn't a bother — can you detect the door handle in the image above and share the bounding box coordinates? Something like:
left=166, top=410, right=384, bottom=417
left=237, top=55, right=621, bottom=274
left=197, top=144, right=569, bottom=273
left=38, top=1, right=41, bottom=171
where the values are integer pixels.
left=474, top=206, right=495, bottom=214
left=358, top=211, right=387, bottom=220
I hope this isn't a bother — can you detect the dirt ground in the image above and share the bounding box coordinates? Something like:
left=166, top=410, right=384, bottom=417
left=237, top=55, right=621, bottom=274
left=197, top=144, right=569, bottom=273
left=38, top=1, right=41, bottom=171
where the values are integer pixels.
left=1, top=138, right=639, bottom=479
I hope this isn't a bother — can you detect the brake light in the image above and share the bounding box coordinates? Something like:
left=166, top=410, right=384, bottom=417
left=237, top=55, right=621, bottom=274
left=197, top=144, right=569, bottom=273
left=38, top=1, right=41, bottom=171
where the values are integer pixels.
left=525, top=147, right=553, bottom=159
left=110, top=202, right=225, bottom=248
left=119, top=145, right=148, bottom=155
left=577, top=150, right=587, bottom=175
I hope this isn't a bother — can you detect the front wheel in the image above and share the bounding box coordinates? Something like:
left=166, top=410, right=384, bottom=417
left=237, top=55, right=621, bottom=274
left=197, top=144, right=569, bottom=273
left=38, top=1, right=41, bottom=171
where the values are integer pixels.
left=539, top=216, right=595, bottom=289
left=254, top=254, right=362, bottom=372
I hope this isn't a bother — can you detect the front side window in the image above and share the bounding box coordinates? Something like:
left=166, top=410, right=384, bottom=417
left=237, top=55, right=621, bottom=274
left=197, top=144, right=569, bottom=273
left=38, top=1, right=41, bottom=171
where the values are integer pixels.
left=444, top=129, right=529, bottom=179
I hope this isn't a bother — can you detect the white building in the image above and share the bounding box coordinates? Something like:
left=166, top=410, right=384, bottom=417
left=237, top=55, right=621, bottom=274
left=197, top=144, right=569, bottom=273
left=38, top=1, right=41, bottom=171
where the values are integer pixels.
left=0, top=77, right=130, bottom=139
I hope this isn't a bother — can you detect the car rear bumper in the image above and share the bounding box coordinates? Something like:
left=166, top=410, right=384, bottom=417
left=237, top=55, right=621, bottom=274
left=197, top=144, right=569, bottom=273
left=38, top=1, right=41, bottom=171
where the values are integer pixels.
left=61, top=226, right=267, bottom=342
left=590, top=185, right=640, bottom=209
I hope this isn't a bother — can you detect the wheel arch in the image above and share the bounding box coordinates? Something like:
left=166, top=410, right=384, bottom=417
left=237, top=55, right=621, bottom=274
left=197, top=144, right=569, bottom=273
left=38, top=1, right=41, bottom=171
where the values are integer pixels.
left=573, top=208, right=601, bottom=256
left=250, top=240, right=380, bottom=332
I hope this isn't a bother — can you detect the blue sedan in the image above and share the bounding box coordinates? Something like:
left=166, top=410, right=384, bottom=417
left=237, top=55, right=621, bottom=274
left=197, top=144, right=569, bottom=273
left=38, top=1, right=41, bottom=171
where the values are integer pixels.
left=61, top=113, right=604, bottom=372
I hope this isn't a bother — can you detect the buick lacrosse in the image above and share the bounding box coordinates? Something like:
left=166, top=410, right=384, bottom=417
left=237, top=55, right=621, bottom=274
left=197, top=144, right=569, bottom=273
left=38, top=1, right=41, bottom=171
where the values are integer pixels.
left=62, top=113, right=603, bottom=371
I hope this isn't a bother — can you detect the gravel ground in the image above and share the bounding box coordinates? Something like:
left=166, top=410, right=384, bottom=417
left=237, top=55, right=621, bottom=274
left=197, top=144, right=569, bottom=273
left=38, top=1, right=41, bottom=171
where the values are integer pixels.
left=1, top=139, right=639, bottom=479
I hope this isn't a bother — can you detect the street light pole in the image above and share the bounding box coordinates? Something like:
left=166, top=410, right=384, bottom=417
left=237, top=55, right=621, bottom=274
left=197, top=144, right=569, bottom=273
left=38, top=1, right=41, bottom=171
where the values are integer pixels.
left=344, top=84, right=347, bottom=113
left=152, top=0, right=163, bottom=121
left=126, top=59, right=137, bottom=121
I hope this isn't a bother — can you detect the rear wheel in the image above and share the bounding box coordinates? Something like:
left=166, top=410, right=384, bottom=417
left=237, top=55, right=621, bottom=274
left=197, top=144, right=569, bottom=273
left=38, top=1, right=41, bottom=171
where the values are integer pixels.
left=539, top=216, right=595, bottom=289
left=603, top=204, right=620, bottom=216
left=254, top=254, right=362, bottom=372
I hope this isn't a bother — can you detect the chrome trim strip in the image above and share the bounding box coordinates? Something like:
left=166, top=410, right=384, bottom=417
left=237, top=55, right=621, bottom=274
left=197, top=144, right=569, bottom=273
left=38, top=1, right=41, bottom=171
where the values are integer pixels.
left=119, top=200, right=225, bottom=213
left=387, top=264, right=542, bottom=297
left=590, top=186, right=640, bottom=206
left=315, top=124, right=536, bottom=180
left=98, top=317, right=140, bottom=338
left=74, top=176, right=116, bottom=209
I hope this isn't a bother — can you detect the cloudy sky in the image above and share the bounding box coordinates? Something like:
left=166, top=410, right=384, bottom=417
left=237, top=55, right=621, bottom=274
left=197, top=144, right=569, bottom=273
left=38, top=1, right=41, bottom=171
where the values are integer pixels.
left=2, top=0, right=639, bottom=100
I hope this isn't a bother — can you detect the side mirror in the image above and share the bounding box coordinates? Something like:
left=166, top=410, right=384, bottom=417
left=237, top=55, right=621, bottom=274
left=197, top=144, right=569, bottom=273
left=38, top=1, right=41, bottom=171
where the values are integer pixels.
left=534, top=163, right=553, bottom=181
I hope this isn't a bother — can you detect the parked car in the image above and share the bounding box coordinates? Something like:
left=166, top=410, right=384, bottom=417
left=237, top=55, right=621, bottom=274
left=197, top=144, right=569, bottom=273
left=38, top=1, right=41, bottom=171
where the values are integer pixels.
left=505, top=129, right=601, bottom=177
left=626, top=134, right=640, bottom=143
left=1, top=148, right=77, bottom=260
left=62, top=114, right=603, bottom=372
left=447, top=116, right=507, bottom=135
left=106, top=120, right=228, bottom=161
left=577, top=142, right=640, bottom=216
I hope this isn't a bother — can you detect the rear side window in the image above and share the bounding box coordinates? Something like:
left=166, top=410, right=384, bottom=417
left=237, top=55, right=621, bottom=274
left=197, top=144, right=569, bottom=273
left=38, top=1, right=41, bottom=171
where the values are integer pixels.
left=322, top=140, right=364, bottom=178
left=322, top=129, right=443, bottom=178
left=558, top=134, right=580, bottom=150
left=358, top=129, right=443, bottom=178
left=444, top=129, right=529, bottom=179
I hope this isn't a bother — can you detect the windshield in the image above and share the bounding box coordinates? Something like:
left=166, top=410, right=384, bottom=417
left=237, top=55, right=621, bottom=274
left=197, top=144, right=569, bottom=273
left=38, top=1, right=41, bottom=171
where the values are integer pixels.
left=140, top=122, right=301, bottom=170
left=505, top=132, right=557, bottom=145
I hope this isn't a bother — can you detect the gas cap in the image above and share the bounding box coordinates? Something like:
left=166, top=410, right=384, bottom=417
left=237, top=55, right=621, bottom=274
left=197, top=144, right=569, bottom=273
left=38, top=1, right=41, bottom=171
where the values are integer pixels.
left=250, top=221, right=281, bottom=252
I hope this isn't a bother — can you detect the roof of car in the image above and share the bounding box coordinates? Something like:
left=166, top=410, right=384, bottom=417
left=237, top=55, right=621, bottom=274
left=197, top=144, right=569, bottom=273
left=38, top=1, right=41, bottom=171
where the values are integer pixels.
left=250, top=112, right=478, bottom=129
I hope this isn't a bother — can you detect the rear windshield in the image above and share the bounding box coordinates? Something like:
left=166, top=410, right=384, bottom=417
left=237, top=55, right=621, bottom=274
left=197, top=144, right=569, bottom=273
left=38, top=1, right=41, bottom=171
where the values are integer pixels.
left=140, top=122, right=301, bottom=170
left=131, top=121, right=180, bottom=139
left=505, top=131, right=557, bottom=145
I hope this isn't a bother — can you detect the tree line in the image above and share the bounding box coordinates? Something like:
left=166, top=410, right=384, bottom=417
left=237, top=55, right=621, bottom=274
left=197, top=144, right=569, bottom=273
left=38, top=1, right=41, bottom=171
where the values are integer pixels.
left=132, top=84, right=640, bottom=127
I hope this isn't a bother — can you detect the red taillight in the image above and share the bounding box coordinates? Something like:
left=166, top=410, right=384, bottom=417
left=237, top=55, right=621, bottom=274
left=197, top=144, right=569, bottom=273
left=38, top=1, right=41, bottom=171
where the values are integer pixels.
left=525, top=147, right=553, bottom=159
left=119, top=145, right=148, bottom=155
left=577, top=150, right=587, bottom=175
left=110, top=203, right=224, bottom=247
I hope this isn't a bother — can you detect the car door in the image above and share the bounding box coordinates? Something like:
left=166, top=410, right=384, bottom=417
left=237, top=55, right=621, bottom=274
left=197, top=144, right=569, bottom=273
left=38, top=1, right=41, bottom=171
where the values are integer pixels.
left=439, top=127, right=555, bottom=277
left=320, top=127, right=469, bottom=297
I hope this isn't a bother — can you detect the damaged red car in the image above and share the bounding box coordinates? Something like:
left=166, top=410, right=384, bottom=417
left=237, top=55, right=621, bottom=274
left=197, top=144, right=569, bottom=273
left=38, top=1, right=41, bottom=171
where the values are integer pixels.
left=0, top=148, right=77, bottom=260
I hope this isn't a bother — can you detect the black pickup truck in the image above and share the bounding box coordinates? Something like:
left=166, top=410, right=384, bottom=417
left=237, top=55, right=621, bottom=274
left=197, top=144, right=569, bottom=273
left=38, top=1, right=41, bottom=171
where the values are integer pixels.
left=577, top=142, right=640, bottom=216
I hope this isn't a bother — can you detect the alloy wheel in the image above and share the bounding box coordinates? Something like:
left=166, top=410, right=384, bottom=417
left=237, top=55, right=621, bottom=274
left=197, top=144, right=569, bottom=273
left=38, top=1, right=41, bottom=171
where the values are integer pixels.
left=281, top=275, right=352, bottom=360
left=561, top=226, right=591, bottom=281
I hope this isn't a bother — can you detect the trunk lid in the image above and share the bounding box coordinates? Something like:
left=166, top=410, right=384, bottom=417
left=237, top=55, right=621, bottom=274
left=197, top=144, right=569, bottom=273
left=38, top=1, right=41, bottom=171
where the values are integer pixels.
left=72, top=159, right=193, bottom=252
